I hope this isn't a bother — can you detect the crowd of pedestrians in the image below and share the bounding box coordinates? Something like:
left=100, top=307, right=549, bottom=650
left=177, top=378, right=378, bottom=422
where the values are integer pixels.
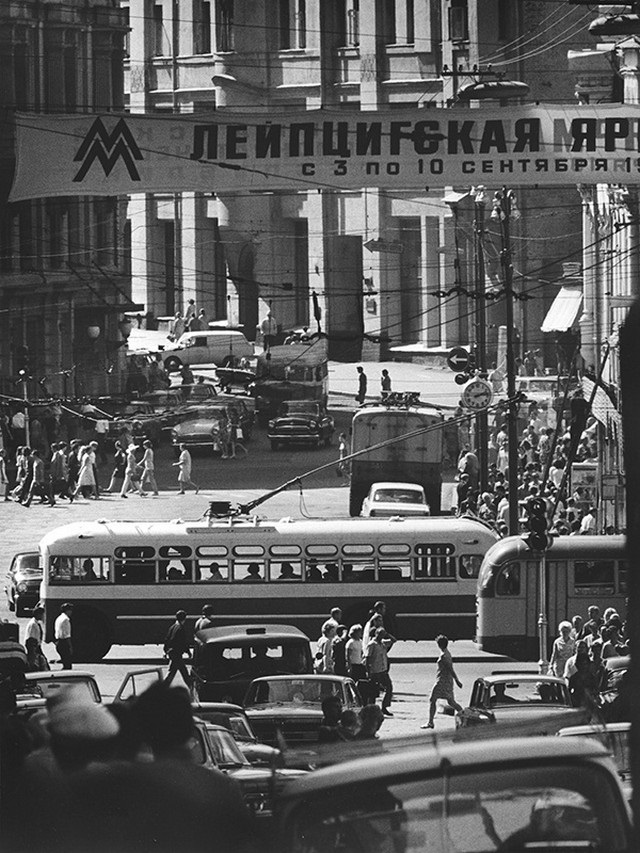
left=548, top=603, right=628, bottom=708
left=453, top=391, right=607, bottom=537
left=312, top=601, right=397, bottom=739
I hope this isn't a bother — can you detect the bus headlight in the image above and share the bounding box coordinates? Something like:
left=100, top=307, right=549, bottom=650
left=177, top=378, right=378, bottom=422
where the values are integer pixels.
left=268, top=420, right=276, bottom=430
left=17, top=582, right=28, bottom=593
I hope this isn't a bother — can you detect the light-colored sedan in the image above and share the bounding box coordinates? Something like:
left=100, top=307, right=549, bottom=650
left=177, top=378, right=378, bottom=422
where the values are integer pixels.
left=360, top=481, right=430, bottom=517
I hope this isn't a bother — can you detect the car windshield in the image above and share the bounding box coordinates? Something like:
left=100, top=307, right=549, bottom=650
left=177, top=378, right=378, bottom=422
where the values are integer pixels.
left=206, top=726, right=249, bottom=767
left=280, top=402, right=319, bottom=416
left=285, top=765, right=628, bottom=853
left=375, top=489, right=424, bottom=504
left=196, top=710, right=255, bottom=742
left=13, top=555, right=40, bottom=572
left=487, top=680, right=569, bottom=706
left=23, top=677, right=101, bottom=703
left=245, top=679, right=342, bottom=706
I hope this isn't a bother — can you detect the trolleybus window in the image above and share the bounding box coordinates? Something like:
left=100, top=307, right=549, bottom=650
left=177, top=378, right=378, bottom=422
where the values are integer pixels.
left=342, top=562, right=375, bottom=583
left=574, top=560, right=615, bottom=596
left=378, top=559, right=411, bottom=581
left=234, top=561, right=266, bottom=582
left=269, top=544, right=302, bottom=558
left=495, top=562, right=521, bottom=596
left=415, top=544, right=455, bottom=579
left=306, top=544, right=338, bottom=559
left=195, top=546, right=229, bottom=582
left=269, top=561, right=303, bottom=581
left=114, top=546, right=156, bottom=584
left=50, top=556, right=110, bottom=583
left=459, top=555, right=482, bottom=579
left=158, top=545, right=193, bottom=582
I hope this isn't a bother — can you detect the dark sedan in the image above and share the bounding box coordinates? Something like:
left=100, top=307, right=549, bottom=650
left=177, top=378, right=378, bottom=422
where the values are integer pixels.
left=244, top=674, right=362, bottom=748
left=267, top=400, right=334, bottom=450
left=4, top=551, right=41, bottom=616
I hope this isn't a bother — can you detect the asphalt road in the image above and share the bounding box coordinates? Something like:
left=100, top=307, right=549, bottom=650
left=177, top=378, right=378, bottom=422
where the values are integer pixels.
left=0, top=388, right=492, bottom=737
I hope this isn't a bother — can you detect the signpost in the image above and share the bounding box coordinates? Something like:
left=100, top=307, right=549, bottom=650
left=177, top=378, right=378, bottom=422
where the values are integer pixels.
left=363, top=238, right=404, bottom=255
left=447, top=346, right=470, bottom=372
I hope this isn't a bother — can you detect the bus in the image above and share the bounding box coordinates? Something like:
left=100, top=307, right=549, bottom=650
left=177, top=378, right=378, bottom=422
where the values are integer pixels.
left=38, top=515, right=498, bottom=661
left=251, top=338, right=328, bottom=426
left=349, top=399, right=444, bottom=517
left=476, top=535, right=627, bottom=661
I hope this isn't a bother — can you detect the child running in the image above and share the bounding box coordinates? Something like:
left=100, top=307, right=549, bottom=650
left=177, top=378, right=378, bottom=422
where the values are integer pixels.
left=421, top=634, right=463, bottom=729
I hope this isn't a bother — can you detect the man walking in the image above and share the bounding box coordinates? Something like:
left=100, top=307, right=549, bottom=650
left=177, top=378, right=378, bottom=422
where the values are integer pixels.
left=163, top=610, right=192, bottom=688
left=355, top=366, right=367, bottom=405
left=23, top=449, right=55, bottom=507
left=25, top=604, right=49, bottom=671
left=366, top=626, right=396, bottom=716
left=55, top=602, right=74, bottom=669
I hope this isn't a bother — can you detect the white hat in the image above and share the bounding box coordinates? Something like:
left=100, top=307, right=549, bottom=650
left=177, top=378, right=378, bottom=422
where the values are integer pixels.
left=47, top=687, right=120, bottom=740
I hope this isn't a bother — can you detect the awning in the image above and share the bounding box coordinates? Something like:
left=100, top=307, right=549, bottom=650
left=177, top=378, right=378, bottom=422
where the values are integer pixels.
left=541, top=286, right=583, bottom=333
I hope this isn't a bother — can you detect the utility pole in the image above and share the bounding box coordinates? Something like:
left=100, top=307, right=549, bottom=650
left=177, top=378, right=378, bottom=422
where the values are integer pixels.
left=473, top=186, right=489, bottom=493
left=492, top=187, right=520, bottom=535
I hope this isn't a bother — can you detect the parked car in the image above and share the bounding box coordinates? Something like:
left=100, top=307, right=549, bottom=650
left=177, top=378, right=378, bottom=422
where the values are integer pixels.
left=558, top=722, right=632, bottom=803
left=267, top=400, right=335, bottom=450
left=192, top=624, right=313, bottom=705
left=197, top=722, right=305, bottom=819
left=600, top=655, right=631, bottom=722
left=4, top=551, right=41, bottom=616
left=104, top=401, right=164, bottom=447
left=160, top=330, right=254, bottom=371
left=243, top=674, right=362, bottom=748
left=139, top=388, right=186, bottom=428
left=112, top=667, right=280, bottom=767
left=275, top=736, right=635, bottom=853
left=360, top=481, right=430, bottom=518
left=20, top=670, right=102, bottom=703
left=170, top=408, right=228, bottom=454
left=456, top=672, right=585, bottom=735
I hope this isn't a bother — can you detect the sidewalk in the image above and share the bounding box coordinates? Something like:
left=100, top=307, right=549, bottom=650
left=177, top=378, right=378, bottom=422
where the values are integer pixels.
left=328, top=361, right=462, bottom=411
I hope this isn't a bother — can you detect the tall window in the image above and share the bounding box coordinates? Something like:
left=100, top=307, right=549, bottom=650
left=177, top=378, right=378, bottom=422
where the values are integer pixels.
left=13, top=29, right=30, bottom=110
left=194, top=1, right=212, bottom=54
left=337, top=0, right=359, bottom=47
left=94, top=199, right=117, bottom=267
left=153, top=4, right=164, bottom=55
left=449, top=0, right=469, bottom=42
left=216, top=0, right=234, bottom=52
left=383, top=0, right=396, bottom=45
left=46, top=200, right=69, bottom=271
left=279, top=0, right=306, bottom=50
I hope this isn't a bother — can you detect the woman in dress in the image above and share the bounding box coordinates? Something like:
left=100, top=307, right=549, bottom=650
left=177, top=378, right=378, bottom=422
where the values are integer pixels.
left=73, top=445, right=97, bottom=499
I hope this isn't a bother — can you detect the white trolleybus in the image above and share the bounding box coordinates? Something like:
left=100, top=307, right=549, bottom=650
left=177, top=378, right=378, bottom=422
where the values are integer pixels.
left=476, top=534, right=628, bottom=661
left=39, top=514, right=498, bottom=661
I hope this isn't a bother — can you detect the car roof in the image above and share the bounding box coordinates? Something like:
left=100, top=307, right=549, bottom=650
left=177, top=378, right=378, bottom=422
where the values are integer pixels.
left=605, top=655, right=630, bottom=670
left=477, top=673, right=566, bottom=686
left=280, top=737, right=611, bottom=800
left=558, top=722, right=631, bottom=736
left=369, top=482, right=424, bottom=490
left=249, top=674, right=353, bottom=685
left=25, top=670, right=97, bottom=681
left=192, top=701, right=246, bottom=713
left=195, top=624, right=310, bottom=644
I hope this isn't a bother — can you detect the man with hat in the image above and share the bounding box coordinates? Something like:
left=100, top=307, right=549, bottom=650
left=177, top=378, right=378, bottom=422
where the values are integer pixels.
left=55, top=603, right=74, bottom=670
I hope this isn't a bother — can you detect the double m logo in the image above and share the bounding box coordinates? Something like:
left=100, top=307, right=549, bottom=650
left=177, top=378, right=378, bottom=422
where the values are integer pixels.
left=73, top=117, right=143, bottom=183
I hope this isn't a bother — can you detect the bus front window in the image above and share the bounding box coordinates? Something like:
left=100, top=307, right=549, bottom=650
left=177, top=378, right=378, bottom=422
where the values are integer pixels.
left=496, top=563, right=521, bottom=596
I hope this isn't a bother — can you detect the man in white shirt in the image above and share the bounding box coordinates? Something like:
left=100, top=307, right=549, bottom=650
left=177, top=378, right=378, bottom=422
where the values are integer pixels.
left=579, top=507, right=597, bottom=535
left=54, top=602, right=74, bottom=669
left=25, top=604, right=49, bottom=671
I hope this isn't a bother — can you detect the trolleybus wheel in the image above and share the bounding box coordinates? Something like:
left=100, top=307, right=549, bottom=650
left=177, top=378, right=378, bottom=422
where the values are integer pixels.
left=71, top=607, right=112, bottom=662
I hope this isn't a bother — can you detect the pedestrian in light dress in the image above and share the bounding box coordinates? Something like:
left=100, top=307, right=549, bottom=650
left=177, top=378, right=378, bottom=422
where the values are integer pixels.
left=421, top=634, right=463, bottom=728
left=173, top=444, right=198, bottom=494
left=549, top=621, right=575, bottom=679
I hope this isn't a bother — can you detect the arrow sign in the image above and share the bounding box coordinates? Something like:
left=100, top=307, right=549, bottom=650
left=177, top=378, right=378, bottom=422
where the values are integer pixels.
left=447, top=346, right=470, bottom=372
left=364, top=238, right=404, bottom=255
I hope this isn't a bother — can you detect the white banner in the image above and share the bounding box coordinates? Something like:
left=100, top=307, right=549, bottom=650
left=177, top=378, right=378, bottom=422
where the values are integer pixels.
left=10, top=105, right=640, bottom=200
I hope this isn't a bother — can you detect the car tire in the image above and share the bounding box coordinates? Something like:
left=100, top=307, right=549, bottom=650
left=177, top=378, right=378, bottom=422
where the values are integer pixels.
left=15, top=596, right=28, bottom=618
left=165, top=356, right=182, bottom=372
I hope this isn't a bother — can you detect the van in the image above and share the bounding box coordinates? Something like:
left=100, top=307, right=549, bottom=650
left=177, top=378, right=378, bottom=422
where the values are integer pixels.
left=160, top=331, right=254, bottom=371
left=191, top=624, right=313, bottom=704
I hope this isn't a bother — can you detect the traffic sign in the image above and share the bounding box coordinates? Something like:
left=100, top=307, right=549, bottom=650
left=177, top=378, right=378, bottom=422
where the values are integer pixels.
left=447, top=346, right=470, bottom=372
left=363, top=238, right=404, bottom=255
